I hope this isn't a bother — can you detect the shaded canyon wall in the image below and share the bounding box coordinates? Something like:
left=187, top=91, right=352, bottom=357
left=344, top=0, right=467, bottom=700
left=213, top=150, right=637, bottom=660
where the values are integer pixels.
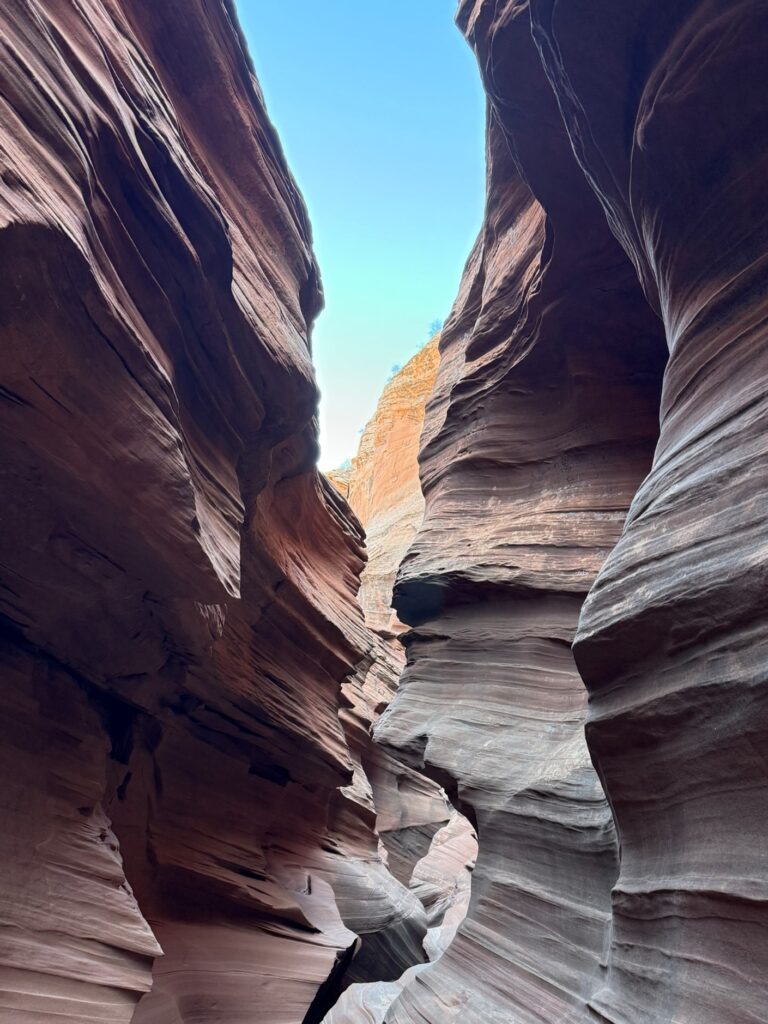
left=325, top=337, right=478, bottom=1022
left=0, top=2, right=455, bottom=1021
left=377, top=1, right=768, bottom=1023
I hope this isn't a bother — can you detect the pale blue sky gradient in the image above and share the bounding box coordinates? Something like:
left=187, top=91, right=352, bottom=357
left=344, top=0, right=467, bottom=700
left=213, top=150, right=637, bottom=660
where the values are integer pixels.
left=238, top=2, right=486, bottom=467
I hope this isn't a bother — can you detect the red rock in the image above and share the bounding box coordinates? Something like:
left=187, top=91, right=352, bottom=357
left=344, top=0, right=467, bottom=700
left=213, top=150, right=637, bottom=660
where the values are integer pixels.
left=376, top=3, right=667, bottom=1021
left=530, top=2, right=768, bottom=1019
left=0, top=2, right=431, bottom=1020
left=381, top=2, right=768, bottom=1022
left=325, top=340, right=478, bottom=1002
left=3, top=0, right=763, bottom=1020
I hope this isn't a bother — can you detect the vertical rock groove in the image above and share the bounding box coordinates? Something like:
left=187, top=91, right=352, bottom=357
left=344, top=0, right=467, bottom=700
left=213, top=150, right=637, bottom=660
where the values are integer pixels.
left=379, top=1, right=768, bottom=1022
left=530, top=2, right=768, bottom=1020
left=323, top=342, right=479, bottom=1023
left=0, top=2, right=441, bottom=1021
left=375, top=6, right=667, bottom=1021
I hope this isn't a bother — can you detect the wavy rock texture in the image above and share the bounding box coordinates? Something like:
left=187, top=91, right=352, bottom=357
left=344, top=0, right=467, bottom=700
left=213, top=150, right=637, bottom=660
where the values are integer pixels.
left=325, top=338, right=478, bottom=1021
left=327, top=339, right=449, bottom=905
left=0, top=2, right=430, bottom=1021
left=322, top=813, right=477, bottom=1024
left=376, top=2, right=668, bottom=1022
left=381, top=1, right=768, bottom=1022
left=329, top=335, right=440, bottom=636
left=329, top=637, right=432, bottom=989
left=526, top=2, right=768, bottom=1021
left=3, top=0, right=765, bottom=1022
left=327, top=340, right=449, bottom=922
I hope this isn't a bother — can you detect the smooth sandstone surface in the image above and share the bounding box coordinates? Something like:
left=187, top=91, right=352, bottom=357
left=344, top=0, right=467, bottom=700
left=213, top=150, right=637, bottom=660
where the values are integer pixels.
left=375, top=2, right=665, bottom=1022
left=324, top=340, right=479, bottom=1022
left=528, top=2, right=768, bottom=1020
left=0, top=2, right=444, bottom=1021
left=380, top=1, right=768, bottom=1022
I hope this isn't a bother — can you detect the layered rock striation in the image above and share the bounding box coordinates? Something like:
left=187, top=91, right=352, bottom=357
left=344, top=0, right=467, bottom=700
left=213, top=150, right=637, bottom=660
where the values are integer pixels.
left=376, top=2, right=666, bottom=1021
left=380, top=1, right=768, bottom=1023
left=325, top=338, right=479, bottom=1021
left=0, top=2, right=440, bottom=1021
left=530, top=2, right=768, bottom=1020
left=2, top=0, right=767, bottom=1022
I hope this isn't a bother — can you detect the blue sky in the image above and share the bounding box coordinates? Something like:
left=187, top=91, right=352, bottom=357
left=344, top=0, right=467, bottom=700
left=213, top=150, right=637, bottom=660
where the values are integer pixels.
left=238, top=2, right=486, bottom=468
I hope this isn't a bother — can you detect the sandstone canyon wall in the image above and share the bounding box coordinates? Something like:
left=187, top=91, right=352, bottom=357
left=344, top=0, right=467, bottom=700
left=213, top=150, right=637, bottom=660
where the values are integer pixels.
left=328, top=336, right=440, bottom=637
left=0, top=3, right=453, bottom=1021
left=2, top=1, right=768, bottom=1023
left=533, top=3, right=768, bottom=1021
left=324, top=336, right=479, bottom=1022
left=377, top=1, right=768, bottom=1023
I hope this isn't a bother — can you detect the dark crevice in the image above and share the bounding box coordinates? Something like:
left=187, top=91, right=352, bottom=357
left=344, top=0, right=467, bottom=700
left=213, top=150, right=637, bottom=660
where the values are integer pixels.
left=301, top=941, right=360, bottom=1024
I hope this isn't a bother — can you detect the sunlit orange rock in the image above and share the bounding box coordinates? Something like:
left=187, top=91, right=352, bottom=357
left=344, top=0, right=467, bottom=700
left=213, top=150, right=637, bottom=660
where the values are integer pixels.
left=328, top=337, right=440, bottom=637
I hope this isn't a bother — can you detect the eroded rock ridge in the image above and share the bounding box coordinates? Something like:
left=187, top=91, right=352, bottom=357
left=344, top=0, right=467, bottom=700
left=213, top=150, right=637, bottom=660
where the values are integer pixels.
left=378, top=2, right=768, bottom=1023
left=0, top=3, right=456, bottom=1021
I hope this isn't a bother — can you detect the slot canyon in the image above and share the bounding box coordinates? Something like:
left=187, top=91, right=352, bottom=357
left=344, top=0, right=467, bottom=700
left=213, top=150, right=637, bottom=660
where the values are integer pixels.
left=0, top=1, right=766, bottom=1022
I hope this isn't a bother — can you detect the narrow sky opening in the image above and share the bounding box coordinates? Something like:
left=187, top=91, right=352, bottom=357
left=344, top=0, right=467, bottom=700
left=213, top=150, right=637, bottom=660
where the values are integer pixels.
left=238, top=1, right=486, bottom=469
